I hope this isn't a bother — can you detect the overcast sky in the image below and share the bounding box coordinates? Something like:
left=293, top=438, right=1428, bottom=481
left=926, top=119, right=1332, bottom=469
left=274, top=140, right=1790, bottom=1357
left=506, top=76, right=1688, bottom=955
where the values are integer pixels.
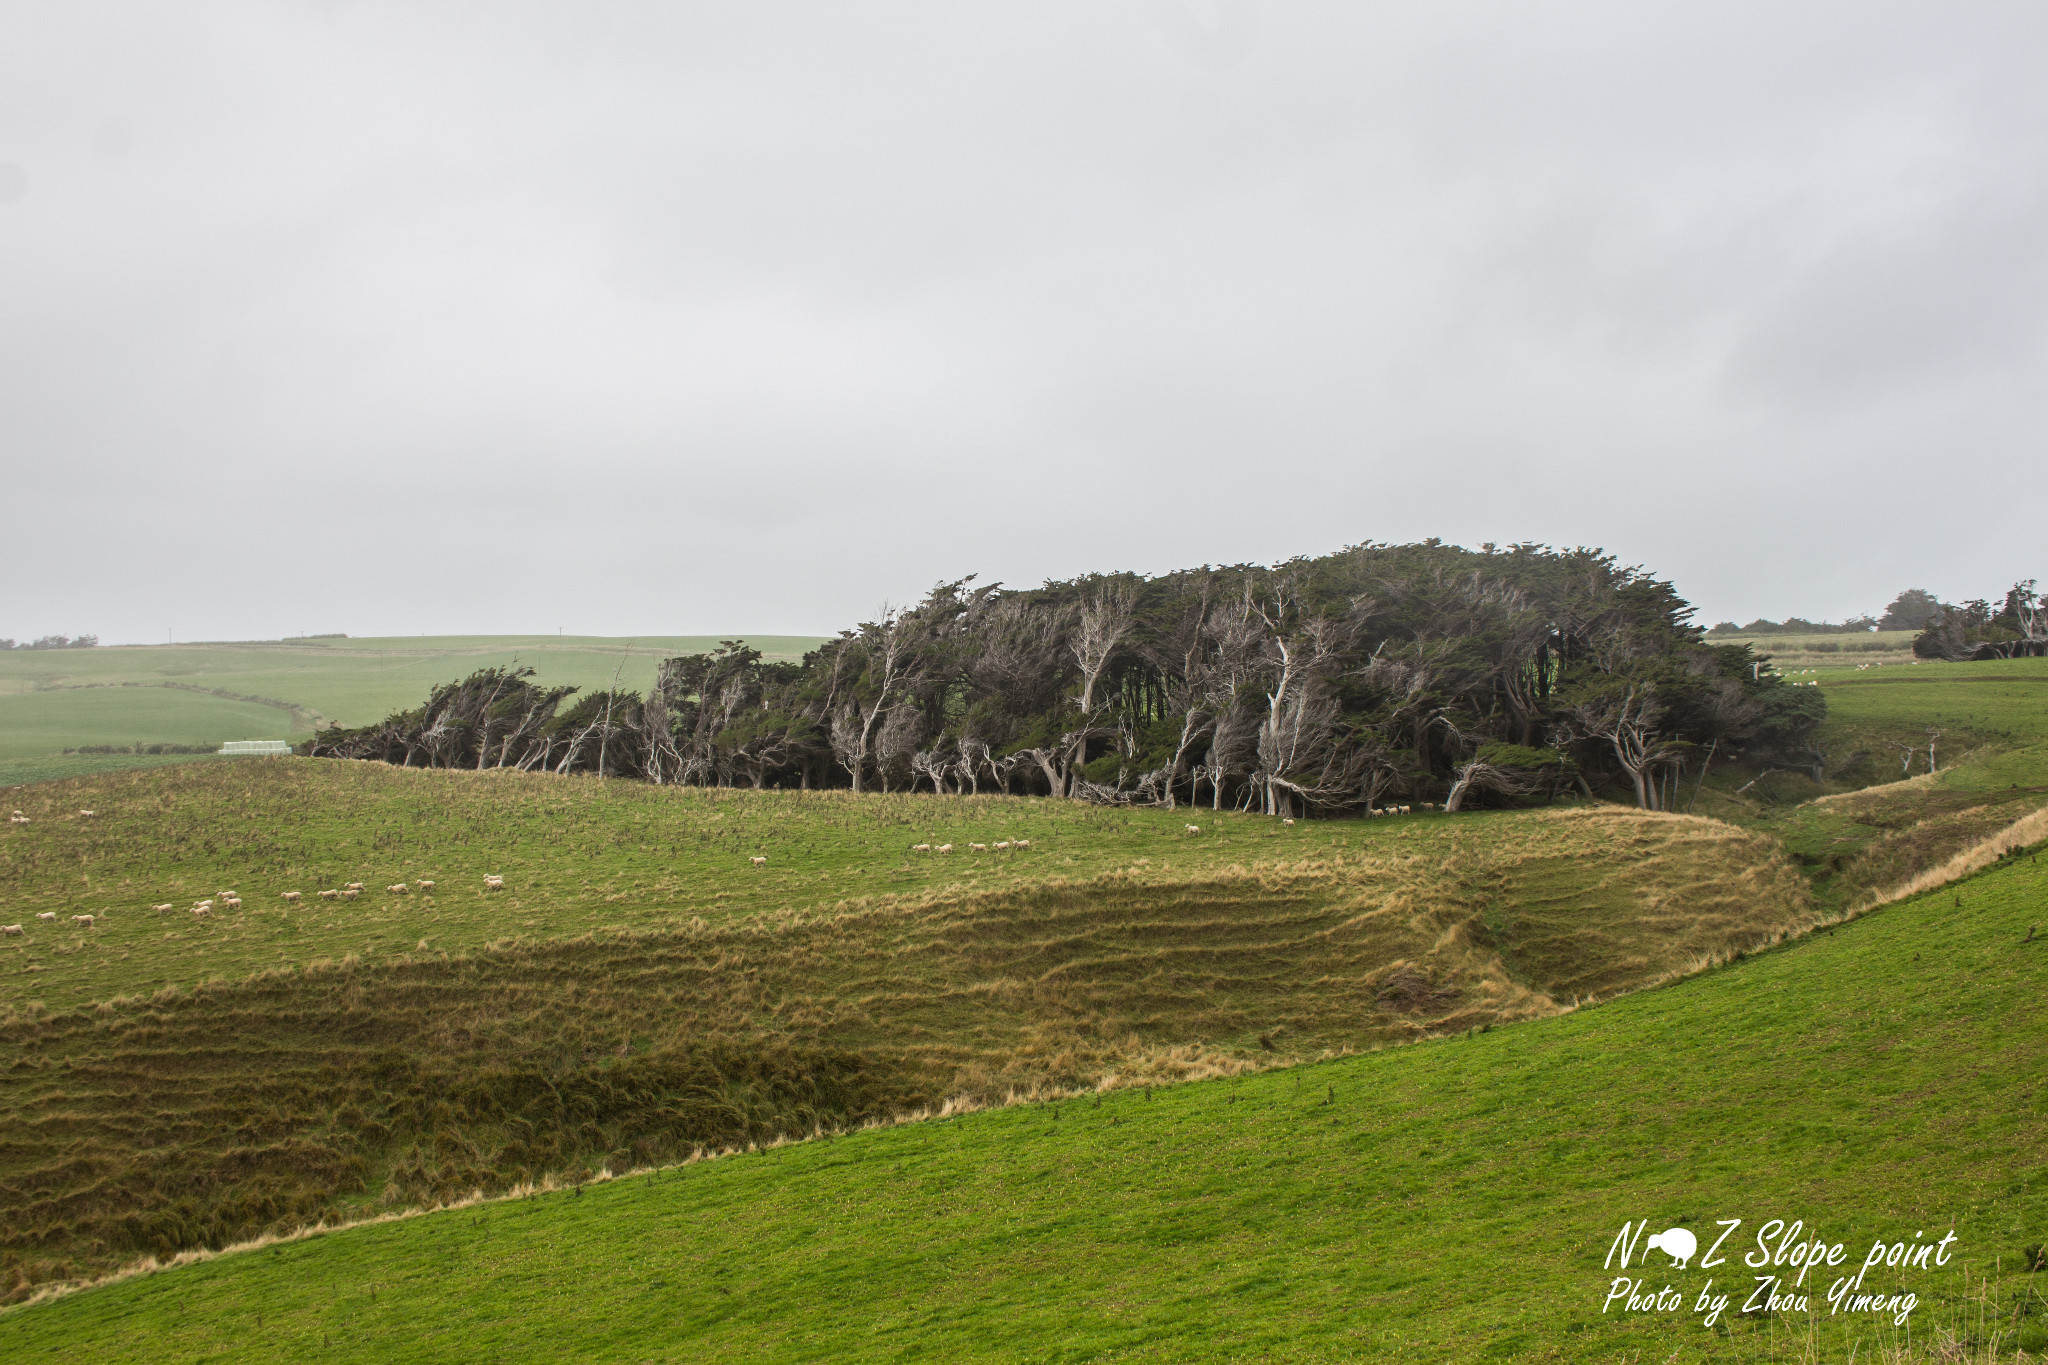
left=3, top=2, right=2044, bottom=643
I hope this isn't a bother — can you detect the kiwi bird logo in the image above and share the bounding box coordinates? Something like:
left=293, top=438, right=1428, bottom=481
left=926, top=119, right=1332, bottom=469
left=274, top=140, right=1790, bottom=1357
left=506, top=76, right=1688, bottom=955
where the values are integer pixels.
left=1645, top=1227, right=1698, bottom=1268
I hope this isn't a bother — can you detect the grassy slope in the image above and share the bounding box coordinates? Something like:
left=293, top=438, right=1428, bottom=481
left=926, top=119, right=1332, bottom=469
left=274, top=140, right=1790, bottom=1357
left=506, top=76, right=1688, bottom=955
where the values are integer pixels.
left=2, top=839, right=2039, bottom=1363
left=0, top=752, right=232, bottom=792
left=0, top=763, right=1805, bottom=1017
left=1711, top=658, right=2048, bottom=917
left=0, top=655, right=2041, bottom=1356
left=0, top=635, right=826, bottom=733
left=0, top=764, right=1818, bottom=1289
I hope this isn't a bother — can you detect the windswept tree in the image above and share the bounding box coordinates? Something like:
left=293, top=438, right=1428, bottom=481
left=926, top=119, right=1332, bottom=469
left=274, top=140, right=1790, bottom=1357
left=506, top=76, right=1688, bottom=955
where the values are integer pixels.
left=312, top=540, right=1822, bottom=812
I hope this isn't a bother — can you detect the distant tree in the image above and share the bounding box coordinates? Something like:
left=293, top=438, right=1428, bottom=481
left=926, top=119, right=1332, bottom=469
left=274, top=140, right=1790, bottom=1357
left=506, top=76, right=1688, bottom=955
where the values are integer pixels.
left=1879, top=589, right=1945, bottom=631
left=1914, top=579, right=2045, bottom=660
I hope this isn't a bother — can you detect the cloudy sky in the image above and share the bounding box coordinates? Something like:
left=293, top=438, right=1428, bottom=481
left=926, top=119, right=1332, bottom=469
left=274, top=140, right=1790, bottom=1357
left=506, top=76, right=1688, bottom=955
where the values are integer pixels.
left=3, top=2, right=2043, bottom=643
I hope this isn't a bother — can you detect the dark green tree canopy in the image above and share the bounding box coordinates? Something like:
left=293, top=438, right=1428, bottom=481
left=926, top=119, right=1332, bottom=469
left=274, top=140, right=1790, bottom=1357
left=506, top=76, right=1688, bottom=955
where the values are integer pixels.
left=314, top=541, right=1827, bottom=813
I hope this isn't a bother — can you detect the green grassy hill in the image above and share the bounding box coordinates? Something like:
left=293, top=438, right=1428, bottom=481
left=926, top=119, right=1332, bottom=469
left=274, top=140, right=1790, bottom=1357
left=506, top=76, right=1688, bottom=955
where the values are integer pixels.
left=0, top=763, right=1820, bottom=1291
left=2, top=821, right=2039, bottom=1362
left=0, top=654, right=2041, bottom=1359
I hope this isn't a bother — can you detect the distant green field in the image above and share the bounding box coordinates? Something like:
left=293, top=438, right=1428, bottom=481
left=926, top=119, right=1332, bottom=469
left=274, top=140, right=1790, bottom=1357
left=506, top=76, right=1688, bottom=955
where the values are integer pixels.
left=4, top=820, right=2039, bottom=1363
left=0, top=635, right=826, bottom=759
left=0, top=689, right=299, bottom=760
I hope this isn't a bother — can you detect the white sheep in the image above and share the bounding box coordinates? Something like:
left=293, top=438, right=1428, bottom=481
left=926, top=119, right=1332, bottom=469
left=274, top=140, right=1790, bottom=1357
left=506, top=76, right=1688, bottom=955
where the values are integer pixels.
left=750, top=856, right=767, bottom=867
left=386, top=883, right=409, bottom=895
left=969, top=843, right=987, bottom=853
left=72, top=914, right=95, bottom=927
left=2, top=925, right=22, bottom=936
left=77, top=810, right=96, bottom=818
left=994, top=841, right=1011, bottom=851
left=911, top=843, right=932, bottom=853
left=152, top=902, right=174, bottom=914
left=281, top=891, right=302, bottom=903
left=1283, top=818, right=1295, bottom=825
left=1013, top=839, right=1031, bottom=849
left=1185, top=824, right=1201, bottom=834
left=936, top=843, right=954, bottom=854
left=318, top=889, right=341, bottom=901
left=417, top=880, right=436, bottom=893
left=36, top=912, right=57, bottom=922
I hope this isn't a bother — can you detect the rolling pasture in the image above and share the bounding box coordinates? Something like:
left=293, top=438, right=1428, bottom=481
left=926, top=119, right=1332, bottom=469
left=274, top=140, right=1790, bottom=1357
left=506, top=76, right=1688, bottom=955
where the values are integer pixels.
left=0, top=653, right=2040, bottom=1359
left=3, top=818, right=2040, bottom=1362
left=0, top=763, right=1816, bottom=1294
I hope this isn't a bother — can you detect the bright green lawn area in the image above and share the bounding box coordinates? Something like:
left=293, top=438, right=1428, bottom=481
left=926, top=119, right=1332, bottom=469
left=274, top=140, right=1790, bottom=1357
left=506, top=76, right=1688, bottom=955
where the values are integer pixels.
left=0, top=689, right=301, bottom=760
left=0, top=634, right=827, bottom=734
left=5, top=832, right=2040, bottom=1363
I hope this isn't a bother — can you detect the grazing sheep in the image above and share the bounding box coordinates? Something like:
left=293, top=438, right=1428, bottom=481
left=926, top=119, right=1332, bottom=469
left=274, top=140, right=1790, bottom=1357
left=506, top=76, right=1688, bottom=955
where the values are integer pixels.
left=191, top=906, right=210, bottom=918
left=1014, top=839, right=1031, bottom=849
left=77, top=810, right=95, bottom=818
left=318, top=889, right=341, bottom=901
left=750, top=856, right=767, bottom=867
left=345, top=883, right=365, bottom=891
left=969, top=843, right=987, bottom=853
left=417, top=880, right=436, bottom=893
left=36, top=912, right=57, bottom=922
left=386, top=884, right=408, bottom=895
left=8, top=814, right=29, bottom=825
left=483, top=875, right=505, bottom=891
left=152, top=903, right=173, bottom=914
left=911, top=843, right=932, bottom=853
left=936, top=843, right=954, bottom=853
left=1283, top=818, right=1295, bottom=825
left=1185, top=824, right=1200, bottom=834
left=1399, top=805, right=1411, bottom=815
left=281, top=891, right=302, bottom=903
left=72, top=915, right=95, bottom=927
left=220, top=897, right=242, bottom=910
left=341, top=888, right=360, bottom=900
left=2, top=925, right=22, bottom=936
left=994, top=841, right=1011, bottom=851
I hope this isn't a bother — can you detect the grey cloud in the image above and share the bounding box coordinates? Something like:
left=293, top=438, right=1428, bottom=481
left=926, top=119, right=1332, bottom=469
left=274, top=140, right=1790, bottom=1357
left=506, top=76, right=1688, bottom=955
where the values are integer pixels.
left=2, top=2, right=2046, bottom=644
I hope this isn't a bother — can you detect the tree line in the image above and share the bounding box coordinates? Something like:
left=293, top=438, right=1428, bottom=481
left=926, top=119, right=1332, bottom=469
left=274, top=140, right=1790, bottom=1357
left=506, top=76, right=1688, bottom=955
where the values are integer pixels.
left=308, top=541, right=1830, bottom=813
left=1911, top=578, right=2048, bottom=661
left=0, top=634, right=99, bottom=650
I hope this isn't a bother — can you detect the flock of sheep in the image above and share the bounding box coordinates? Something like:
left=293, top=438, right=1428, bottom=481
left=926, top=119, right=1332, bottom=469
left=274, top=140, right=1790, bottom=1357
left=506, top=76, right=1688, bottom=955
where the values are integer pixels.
left=907, top=838, right=1033, bottom=854
left=0, top=862, right=511, bottom=939
left=4, top=796, right=1445, bottom=943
